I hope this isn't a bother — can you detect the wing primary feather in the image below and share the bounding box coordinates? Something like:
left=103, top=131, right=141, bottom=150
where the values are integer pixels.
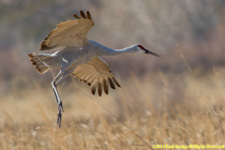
left=91, top=84, right=97, bottom=95
left=73, top=13, right=81, bottom=19
left=87, top=11, right=92, bottom=20
left=98, top=82, right=102, bottom=96
left=112, top=77, right=121, bottom=87
left=103, top=79, right=108, bottom=94
left=80, top=10, right=87, bottom=19
left=108, top=78, right=115, bottom=89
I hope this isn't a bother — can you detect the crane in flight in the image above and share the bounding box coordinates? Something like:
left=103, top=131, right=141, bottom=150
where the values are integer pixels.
left=28, top=10, right=159, bottom=127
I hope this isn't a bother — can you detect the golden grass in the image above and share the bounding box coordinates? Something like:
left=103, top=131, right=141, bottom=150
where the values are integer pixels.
left=1, top=68, right=225, bottom=150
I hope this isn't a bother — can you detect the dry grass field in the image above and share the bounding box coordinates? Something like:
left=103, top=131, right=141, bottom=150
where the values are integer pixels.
left=1, top=67, right=225, bottom=150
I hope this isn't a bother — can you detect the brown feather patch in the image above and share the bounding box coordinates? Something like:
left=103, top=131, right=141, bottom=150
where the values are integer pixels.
left=41, top=43, right=48, bottom=50
left=71, top=57, right=121, bottom=96
left=108, top=78, right=115, bottom=89
left=28, top=53, right=49, bottom=74
left=87, top=11, right=92, bottom=20
left=103, top=79, right=108, bottom=94
left=91, top=84, right=97, bottom=95
left=112, top=77, right=121, bottom=87
left=98, top=82, right=102, bottom=96
left=73, top=13, right=81, bottom=19
left=40, top=30, right=55, bottom=50
left=80, top=10, right=86, bottom=19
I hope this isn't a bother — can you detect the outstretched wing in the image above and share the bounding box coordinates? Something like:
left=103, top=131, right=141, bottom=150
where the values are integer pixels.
left=40, top=10, right=94, bottom=50
left=71, top=57, right=121, bottom=96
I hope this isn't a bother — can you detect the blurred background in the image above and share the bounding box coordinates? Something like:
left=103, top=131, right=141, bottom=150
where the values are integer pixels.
left=1, top=0, right=224, bottom=88
left=1, top=0, right=225, bottom=149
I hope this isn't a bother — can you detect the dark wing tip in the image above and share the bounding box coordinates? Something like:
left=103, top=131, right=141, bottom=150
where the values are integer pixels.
left=91, top=84, right=97, bottom=95
left=73, top=13, right=81, bottom=19
left=40, top=30, right=55, bottom=50
left=86, top=11, right=92, bottom=20
left=98, top=82, right=102, bottom=96
left=112, top=77, right=121, bottom=88
left=73, top=10, right=93, bottom=21
left=28, top=53, right=32, bottom=58
left=40, top=43, right=48, bottom=50
left=108, top=78, right=116, bottom=89
left=103, top=79, right=109, bottom=95
left=80, top=10, right=87, bottom=19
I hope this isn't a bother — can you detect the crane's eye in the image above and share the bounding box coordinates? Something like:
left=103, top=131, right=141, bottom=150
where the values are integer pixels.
left=138, top=45, right=145, bottom=50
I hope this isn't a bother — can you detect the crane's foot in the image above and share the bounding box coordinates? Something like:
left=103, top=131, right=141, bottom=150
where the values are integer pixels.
left=57, top=101, right=64, bottom=127
left=57, top=111, right=62, bottom=127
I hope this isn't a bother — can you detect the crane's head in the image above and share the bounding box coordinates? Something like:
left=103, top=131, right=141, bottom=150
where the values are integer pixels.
left=137, top=45, right=159, bottom=57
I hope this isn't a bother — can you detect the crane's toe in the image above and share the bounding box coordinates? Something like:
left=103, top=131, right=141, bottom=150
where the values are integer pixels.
left=57, top=112, right=62, bottom=128
left=57, top=101, right=64, bottom=127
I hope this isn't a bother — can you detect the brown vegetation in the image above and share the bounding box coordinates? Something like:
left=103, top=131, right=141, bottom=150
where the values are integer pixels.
left=1, top=67, right=225, bottom=149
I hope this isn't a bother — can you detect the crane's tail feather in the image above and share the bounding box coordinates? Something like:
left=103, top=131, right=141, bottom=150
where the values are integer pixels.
left=28, top=52, right=50, bottom=74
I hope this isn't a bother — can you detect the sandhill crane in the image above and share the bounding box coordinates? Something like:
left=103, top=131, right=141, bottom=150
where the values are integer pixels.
left=28, top=10, right=159, bottom=127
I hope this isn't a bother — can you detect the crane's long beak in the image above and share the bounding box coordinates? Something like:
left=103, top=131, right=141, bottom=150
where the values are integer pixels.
left=144, top=49, right=159, bottom=57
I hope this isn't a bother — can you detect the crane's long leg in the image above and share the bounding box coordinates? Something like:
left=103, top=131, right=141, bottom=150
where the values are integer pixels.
left=51, top=68, right=75, bottom=127
left=51, top=71, right=64, bottom=127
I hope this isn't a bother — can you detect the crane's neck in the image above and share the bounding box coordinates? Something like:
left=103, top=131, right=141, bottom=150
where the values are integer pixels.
left=89, top=40, right=139, bottom=56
